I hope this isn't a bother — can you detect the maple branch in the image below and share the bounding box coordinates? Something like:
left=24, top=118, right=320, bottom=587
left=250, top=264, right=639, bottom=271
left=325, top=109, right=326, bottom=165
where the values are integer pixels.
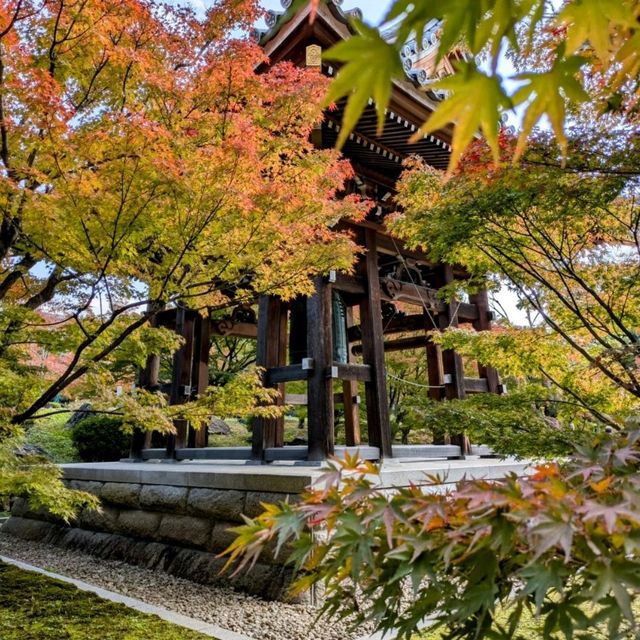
left=24, top=267, right=77, bottom=310
left=539, top=367, right=621, bottom=431
left=12, top=298, right=165, bottom=424
left=0, top=254, right=36, bottom=299
left=73, top=51, right=110, bottom=112
left=0, top=0, right=23, bottom=39
left=479, top=245, right=640, bottom=397
left=48, top=0, right=65, bottom=77
left=25, top=408, right=124, bottom=421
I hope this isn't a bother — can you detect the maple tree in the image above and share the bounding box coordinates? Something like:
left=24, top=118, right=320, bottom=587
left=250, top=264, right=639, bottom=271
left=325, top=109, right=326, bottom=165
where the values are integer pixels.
left=0, top=0, right=367, bottom=515
left=224, top=432, right=640, bottom=640
left=291, top=0, right=640, bottom=171
left=393, top=129, right=640, bottom=420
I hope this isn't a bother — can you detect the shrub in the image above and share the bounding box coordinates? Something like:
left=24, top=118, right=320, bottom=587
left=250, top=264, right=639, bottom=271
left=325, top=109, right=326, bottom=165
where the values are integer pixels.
left=71, top=416, right=131, bottom=462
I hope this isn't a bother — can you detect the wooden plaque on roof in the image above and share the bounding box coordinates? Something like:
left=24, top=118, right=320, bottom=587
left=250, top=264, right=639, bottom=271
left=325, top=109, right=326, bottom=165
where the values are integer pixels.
left=306, top=44, right=322, bottom=68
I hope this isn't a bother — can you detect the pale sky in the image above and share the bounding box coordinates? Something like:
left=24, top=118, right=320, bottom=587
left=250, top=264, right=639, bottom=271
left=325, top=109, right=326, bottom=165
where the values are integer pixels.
left=260, top=0, right=393, bottom=25
left=180, top=0, right=393, bottom=24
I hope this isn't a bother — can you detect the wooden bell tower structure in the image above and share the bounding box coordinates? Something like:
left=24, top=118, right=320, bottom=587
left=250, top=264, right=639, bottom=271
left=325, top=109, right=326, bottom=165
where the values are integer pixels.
left=249, top=1, right=501, bottom=462
left=133, top=1, right=502, bottom=464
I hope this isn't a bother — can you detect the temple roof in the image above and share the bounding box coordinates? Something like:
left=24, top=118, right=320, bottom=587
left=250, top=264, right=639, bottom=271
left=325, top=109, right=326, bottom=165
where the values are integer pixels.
left=256, top=1, right=460, bottom=95
left=256, top=0, right=455, bottom=175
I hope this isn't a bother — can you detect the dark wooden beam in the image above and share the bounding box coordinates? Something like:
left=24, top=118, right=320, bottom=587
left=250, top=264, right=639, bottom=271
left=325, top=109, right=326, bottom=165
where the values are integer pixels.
left=307, top=277, right=335, bottom=461
left=210, top=320, right=258, bottom=339
left=252, top=296, right=287, bottom=459
left=349, top=313, right=430, bottom=341
left=343, top=307, right=361, bottom=447
left=131, top=313, right=161, bottom=459
left=351, top=336, right=423, bottom=354
left=333, top=273, right=365, bottom=296
left=464, top=378, right=490, bottom=394
left=265, top=364, right=310, bottom=385
left=334, top=273, right=479, bottom=321
left=327, top=363, right=372, bottom=382
left=426, top=338, right=445, bottom=402
left=379, top=278, right=479, bottom=321
left=470, top=289, right=502, bottom=394
left=167, top=307, right=196, bottom=458
left=380, top=314, right=428, bottom=336
left=189, top=314, right=211, bottom=448
left=437, top=265, right=469, bottom=456
left=360, top=228, right=393, bottom=458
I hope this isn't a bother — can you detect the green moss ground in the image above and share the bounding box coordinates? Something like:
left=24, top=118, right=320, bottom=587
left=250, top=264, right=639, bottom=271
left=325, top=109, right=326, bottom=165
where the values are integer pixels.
left=0, top=562, right=211, bottom=640
left=416, top=607, right=615, bottom=639
left=418, top=613, right=543, bottom=639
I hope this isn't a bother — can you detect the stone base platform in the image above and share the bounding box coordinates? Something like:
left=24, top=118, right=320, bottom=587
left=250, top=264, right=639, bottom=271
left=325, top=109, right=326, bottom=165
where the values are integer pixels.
left=4, top=456, right=529, bottom=601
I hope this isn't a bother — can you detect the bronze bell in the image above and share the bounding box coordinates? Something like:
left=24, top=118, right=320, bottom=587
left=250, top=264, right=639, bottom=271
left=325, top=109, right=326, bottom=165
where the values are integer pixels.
left=288, top=292, right=349, bottom=365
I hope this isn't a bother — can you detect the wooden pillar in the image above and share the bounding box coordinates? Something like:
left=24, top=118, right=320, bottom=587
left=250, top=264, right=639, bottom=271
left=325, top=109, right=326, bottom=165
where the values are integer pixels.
left=359, top=229, right=393, bottom=458
left=425, top=308, right=445, bottom=403
left=343, top=310, right=361, bottom=446
left=252, top=296, right=287, bottom=460
left=166, top=307, right=196, bottom=459
left=307, top=277, right=335, bottom=461
left=470, top=289, right=501, bottom=394
left=130, top=317, right=161, bottom=460
left=438, top=265, right=469, bottom=456
left=188, top=313, right=211, bottom=448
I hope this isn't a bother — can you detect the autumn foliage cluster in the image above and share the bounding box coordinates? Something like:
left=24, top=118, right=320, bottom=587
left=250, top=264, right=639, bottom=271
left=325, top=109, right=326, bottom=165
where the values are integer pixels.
left=225, top=431, right=640, bottom=639
left=0, top=0, right=366, bottom=515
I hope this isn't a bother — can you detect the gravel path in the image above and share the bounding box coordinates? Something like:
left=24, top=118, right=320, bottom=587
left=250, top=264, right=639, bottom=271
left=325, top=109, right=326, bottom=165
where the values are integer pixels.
left=0, top=532, right=369, bottom=640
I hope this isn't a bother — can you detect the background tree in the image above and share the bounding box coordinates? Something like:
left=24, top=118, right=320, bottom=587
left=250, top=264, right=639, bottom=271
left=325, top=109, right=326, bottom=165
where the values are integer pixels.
left=0, top=0, right=367, bottom=515
left=393, top=131, right=640, bottom=427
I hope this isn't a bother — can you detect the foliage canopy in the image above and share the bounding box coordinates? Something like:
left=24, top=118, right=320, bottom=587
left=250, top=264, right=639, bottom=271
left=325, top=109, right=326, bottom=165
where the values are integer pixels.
left=224, top=432, right=640, bottom=640
left=0, top=0, right=366, bottom=515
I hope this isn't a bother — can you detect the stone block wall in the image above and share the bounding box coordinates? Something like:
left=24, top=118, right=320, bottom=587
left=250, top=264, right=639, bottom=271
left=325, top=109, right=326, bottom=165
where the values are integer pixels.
left=3, top=457, right=529, bottom=601
left=4, top=480, right=299, bottom=601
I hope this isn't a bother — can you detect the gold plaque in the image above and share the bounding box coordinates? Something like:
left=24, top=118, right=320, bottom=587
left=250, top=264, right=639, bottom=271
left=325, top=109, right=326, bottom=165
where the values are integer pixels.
left=306, top=44, right=322, bottom=68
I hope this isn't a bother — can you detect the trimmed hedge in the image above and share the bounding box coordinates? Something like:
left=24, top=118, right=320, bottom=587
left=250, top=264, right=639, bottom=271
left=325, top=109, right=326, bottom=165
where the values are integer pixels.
left=71, top=415, right=131, bottom=462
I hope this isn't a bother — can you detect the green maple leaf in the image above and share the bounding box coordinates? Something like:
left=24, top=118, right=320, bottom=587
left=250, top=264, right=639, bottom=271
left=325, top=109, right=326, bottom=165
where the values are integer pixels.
left=520, top=562, right=564, bottom=614
left=513, top=54, right=589, bottom=159
left=592, top=564, right=635, bottom=621
left=323, top=21, right=404, bottom=147
left=412, top=62, right=512, bottom=172
left=530, top=517, right=574, bottom=562
left=558, top=0, right=638, bottom=65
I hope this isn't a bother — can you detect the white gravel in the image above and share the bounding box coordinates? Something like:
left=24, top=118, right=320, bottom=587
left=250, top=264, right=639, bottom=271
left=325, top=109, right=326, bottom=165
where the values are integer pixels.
left=0, top=531, right=370, bottom=640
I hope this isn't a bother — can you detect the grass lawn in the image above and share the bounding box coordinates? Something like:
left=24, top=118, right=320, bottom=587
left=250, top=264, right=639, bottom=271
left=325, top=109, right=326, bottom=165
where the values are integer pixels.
left=0, top=562, right=211, bottom=640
